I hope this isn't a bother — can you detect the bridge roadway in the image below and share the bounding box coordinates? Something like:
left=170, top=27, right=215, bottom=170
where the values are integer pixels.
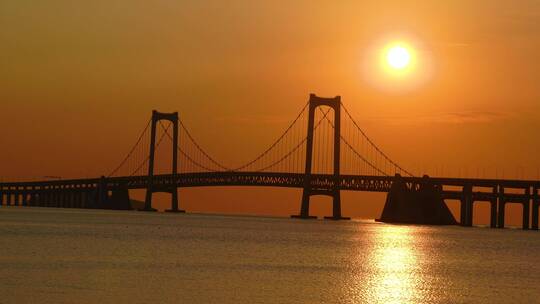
left=0, top=172, right=539, bottom=193
left=1, top=172, right=539, bottom=229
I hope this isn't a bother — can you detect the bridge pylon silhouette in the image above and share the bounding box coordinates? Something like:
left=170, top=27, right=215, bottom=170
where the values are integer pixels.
left=142, top=110, right=185, bottom=213
left=291, top=94, right=349, bottom=220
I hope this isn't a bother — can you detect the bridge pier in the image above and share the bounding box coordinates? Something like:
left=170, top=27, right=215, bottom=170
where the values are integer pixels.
left=49, top=190, right=55, bottom=207
left=6, top=193, right=11, bottom=206
left=59, top=189, right=65, bottom=208
left=36, top=189, right=43, bottom=207
left=83, top=190, right=92, bottom=208
left=14, top=191, right=20, bottom=206
left=86, top=190, right=97, bottom=209
left=461, top=185, right=473, bottom=226
left=36, top=191, right=42, bottom=206
left=522, top=201, right=530, bottom=230
left=109, top=185, right=132, bottom=210
left=497, top=187, right=506, bottom=229
left=74, top=190, right=82, bottom=208
left=29, top=193, right=37, bottom=207
left=532, top=187, right=539, bottom=230
left=40, top=191, right=46, bottom=207
left=70, top=189, right=76, bottom=208
left=48, top=189, right=54, bottom=207
left=63, top=188, right=70, bottom=208
left=54, top=188, right=59, bottom=207
left=58, top=189, right=65, bottom=208
left=324, top=191, right=344, bottom=220
left=46, top=188, right=52, bottom=207
left=22, top=191, right=28, bottom=206
left=489, top=186, right=498, bottom=228
left=522, top=187, right=530, bottom=230
left=64, top=190, right=70, bottom=208
left=497, top=185, right=531, bottom=230
left=459, top=199, right=466, bottom=226
left=292, top=192, right=318, bottom=219
left=97, top=176, right=109, bottom=209
left=490, top=198, right=498, bottom=228
left=49, top=189, right=56, bottom=207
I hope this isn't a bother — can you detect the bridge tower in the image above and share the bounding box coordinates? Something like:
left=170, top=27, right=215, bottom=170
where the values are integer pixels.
left=292, top=94, right=348, bottom=220
left=142, top=110, right=185, bottom=213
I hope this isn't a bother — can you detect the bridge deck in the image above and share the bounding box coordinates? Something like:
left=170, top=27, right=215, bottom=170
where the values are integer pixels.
left=1, top=173, right=539, bottom=198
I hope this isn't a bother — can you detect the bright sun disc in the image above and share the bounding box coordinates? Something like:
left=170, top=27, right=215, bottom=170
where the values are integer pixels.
left=386, top=45, right=410, bottom=69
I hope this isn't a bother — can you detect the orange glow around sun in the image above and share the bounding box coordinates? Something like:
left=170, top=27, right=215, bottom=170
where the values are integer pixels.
left=361, top=36, right=432, bottom=93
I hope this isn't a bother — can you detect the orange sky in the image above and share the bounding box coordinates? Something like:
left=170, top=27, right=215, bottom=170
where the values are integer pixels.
left=1, top=1, right=539, bottom=225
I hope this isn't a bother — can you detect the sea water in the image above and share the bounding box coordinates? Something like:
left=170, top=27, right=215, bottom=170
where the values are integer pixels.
left=1, top=207, right=539, bottom=303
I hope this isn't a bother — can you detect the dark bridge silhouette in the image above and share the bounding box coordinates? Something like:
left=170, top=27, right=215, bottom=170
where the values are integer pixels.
left=1, top=94, right=538, bottom=230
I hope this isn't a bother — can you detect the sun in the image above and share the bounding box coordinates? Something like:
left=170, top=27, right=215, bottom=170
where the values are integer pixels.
left=386, top=45, right=411, bottom=70
left=361, top=37, right=431, bottom=92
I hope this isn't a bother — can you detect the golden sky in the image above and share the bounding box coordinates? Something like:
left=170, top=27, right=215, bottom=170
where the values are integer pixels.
left=1, top=1, right=539, bottom=224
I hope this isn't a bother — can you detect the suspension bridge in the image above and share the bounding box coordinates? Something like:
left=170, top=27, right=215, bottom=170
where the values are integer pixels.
left=1, top=94, right=539, bottom=230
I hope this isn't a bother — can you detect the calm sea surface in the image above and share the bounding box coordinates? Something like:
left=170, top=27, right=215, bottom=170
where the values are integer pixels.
left=1, top=207, right=539, bottom=303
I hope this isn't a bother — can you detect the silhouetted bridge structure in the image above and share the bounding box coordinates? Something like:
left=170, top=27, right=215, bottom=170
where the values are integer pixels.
left=1, top=94, right=539, bottom=230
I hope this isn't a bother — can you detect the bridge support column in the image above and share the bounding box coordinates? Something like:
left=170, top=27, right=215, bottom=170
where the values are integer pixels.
left=489, top=186, right=498, bottom=228
left=291, top=94, right=348, bottom=220
left=109, top=184, right=132, bottom=210
left=522, top=187, right=530, bottom=230
left=460, top=185, right=473, bottom=226
left=34, top=192, right=41, bottom=207
left=47, top=189, right=53, bottom=207
left=532, top=187, right=539, bottom=230
left=70, top=190, right=77, bottom=208
left=85, top=190, right=95, bottom=209
left=44, top=190, right=51, bottom=207
left=324, top=190, right=343, bottom=220
left=64, top=190, right=71, bottom=208
left=29, top=193, right=37, bottom=207
left=294, top=192, right=317, bottom=219
left=57, top=189, right=64, bottom=208
left=43, top=190, right=50, bottom=206
left=74, top=190, right=82, bottom=208
left=97, top=176, right=108, bottom=209
left=53, top=189, right=59, bottom=207
left=81, top=191, right=88, bottom=208
left=490, top=199, right=497, bottom=228
left=64, top=188, right=70, bottom=208
left=498, top=187, right=505, bottom=228
left=460, top=199, right=466, bottom=226
left=523, top=201, right=530, bottom=230
left=22, top=191, right=28, bottom=206
left=14, top=191, right=20, bottom=206
left=143, top=110, right=185, bottom=213
left=50, top=189, right=56, bottom=207
left=57, top=188, right=64, bottom=207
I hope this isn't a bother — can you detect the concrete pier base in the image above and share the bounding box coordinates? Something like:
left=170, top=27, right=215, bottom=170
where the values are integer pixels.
left=378, top=174, right=457, bottom=225
left=290, top=215, right=318, bottom=219
left=323, top=216, right=351, bottom=220
left=165, top=209, right=186, bottom=213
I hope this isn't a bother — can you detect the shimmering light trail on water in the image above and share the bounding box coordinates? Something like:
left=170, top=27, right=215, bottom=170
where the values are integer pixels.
left=1, top=207, right=539, bottom=303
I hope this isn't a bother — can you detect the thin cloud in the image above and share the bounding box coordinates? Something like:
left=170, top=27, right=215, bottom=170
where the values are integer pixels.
left=217, top=114, right=291, bottom=125
left=366, top=110, right=513, bottom=125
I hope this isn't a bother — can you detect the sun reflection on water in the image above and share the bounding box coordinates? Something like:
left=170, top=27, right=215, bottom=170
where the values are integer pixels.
left=349, top=225, right=424, bottom=304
